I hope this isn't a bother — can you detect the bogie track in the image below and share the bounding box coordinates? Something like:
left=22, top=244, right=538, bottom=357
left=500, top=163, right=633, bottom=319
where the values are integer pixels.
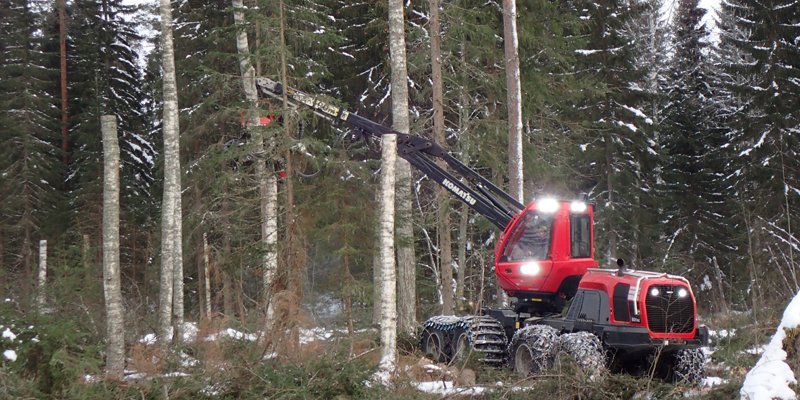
left=420, top=315, right=507, bottom=364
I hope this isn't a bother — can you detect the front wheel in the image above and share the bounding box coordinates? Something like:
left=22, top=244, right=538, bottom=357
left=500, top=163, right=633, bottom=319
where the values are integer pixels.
left=557, top=331, right=607, bottom=378
left=507, top=325, right=559, bottom=377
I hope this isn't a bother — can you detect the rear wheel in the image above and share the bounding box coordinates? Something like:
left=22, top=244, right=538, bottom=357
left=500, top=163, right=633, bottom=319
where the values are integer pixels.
left=450, top=328, right=470, bottom=363
left=507, top=325, right=559, bottom=377
left=421, top=328, right=447, bottom=362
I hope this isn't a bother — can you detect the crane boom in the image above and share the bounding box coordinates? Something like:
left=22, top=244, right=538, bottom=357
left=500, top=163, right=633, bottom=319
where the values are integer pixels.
left=255, top=77, right=523, bottom=229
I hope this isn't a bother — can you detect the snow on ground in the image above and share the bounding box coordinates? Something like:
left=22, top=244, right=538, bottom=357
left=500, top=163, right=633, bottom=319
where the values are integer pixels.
left=740, top=293, right=800, bottom=400
left=703, top=376, right=728, bottom=387
left=415, top=381, right=487, bottom=396
left=3, top=349, right=17, bottom=362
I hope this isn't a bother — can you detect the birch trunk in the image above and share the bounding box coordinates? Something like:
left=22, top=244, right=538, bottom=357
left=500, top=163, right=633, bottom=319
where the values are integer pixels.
left=377, top=0, right=405, bottom=375
left=36, top=240, right=46, bottom=312
left=429, top=0, right=453, bottom=316
left=158, top=0, right=180, bottom=346
left=101, top=115, right=125, bottom=378
left=456, top=203, right=469, bottom=311
left=172, top=195, right=184, bottom=340
left=502, top=0, right=524, bottom=202
left=231, top=0, right=278, bottom=327
left=203, top=232, right=212, bottom=318
left=390, top=20, right=415, bottom=333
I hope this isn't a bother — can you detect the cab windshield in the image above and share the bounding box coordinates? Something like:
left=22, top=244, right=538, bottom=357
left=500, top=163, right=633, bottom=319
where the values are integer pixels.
left=502, top=213, right=553, bottom=261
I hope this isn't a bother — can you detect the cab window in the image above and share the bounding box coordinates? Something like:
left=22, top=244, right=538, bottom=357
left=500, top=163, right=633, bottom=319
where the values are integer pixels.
left=502, top=213, right=553, bottom=261
left=570, top=215, right=591, bottom=258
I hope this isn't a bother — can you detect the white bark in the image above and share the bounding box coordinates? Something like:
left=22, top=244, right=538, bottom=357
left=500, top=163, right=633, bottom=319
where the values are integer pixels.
left=101, top=115, right=125, bottom=378
left=36, top=240, right=46, bottom=312
left=158, top=0, right=180, bottom=346
left=203, top=232, right=212, bottom=318
left=231, top=0, right=279, bottom=326
left=500, top=0, right=523, bottom=307
left=393, top=0, right=415, bottom=334
left=376, top=0, right=405, bottom=377
left=172, top=195, right=184, bottom=339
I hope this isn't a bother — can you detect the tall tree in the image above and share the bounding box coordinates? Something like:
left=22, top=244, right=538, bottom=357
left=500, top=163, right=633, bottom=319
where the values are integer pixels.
left=572, top=0, right=648, bottom=266
left=716, top=0, right=800, bottom=299
left=0, top=0, right=61, bottom=299
left=157, top=0, right=182, bottom=346
left=428, top=0, right=454, bottom=316
left=101, top=115, right=124, bottom=378
left=377, top=0, right=407, bottom=378
left=231, top=0, right=279, bottom=330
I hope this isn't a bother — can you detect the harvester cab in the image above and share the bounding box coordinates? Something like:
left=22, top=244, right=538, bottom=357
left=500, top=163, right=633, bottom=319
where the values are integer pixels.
left=494, top=197, right=599, bottom=315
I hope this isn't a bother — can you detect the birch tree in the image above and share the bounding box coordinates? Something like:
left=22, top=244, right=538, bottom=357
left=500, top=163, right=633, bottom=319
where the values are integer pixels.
left=376, top=0, right=405, bottom=378
left=231, top=0, right=279, bottom=328
left=500, top=0, right=522, bottom=306
left=101, top=115, right=124, bottom=378
left=391, top=0, right=415, bottom=334
left=157, top=0, right=181, bottom=346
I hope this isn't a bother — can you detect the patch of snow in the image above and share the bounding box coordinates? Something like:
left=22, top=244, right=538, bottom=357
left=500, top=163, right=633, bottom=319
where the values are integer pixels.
left=300, top=327, right=334, bottom=344
left=740, top=292, right=800, bottom=400
left=709, top=328, right=736, bottom=339
left=2, top=327, right=16, bottom=341
left=182, top=322, right=198, bottom=342
left=704, top=376, right=727, bottom=387
left=3, top=349, right=17, bottom=361
left=139, top=333, right=157, bottom=345
left=700, top=275, right=712, bottom=291
left=415, top=381, right=486, bottom=396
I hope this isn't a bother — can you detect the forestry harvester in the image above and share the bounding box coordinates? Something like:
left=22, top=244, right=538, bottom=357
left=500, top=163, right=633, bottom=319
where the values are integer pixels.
left=254, top=78, right=709, bottom=383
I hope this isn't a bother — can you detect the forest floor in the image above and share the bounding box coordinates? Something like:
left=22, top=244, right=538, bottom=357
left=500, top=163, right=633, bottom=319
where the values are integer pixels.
left=0, top=304, right=776, bottom=399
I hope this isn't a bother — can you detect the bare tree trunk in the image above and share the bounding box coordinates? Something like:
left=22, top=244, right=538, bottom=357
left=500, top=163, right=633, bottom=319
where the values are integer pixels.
left=502, top=0, right=524, bottom=201
left=372, top=190, right=382, bottom=326
left=203, top=232, right=212, bottom=318
left=101, top=115, right=125, bottom=378
left=428, top=0, right=453, bottom=316
left=605, top=131, right=617, bottom=265
left=376, top=0, right=405, bottom=376
left=456, top=203, right=469, bottom=311
left=278, top=0, right=303, bottom=350
left=231, top=0, right=279, bottom=329
left=157, top=0, right=181, bottom=347
left=391, top=6, right=415, bottom=335
left=36, top=240, right=47, bottom=312
left=172, top=196, right=184, bottom=340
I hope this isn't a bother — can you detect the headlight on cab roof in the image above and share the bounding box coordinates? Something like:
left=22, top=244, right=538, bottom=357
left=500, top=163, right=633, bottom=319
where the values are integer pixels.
left=536, top=198, right=559, bottom=213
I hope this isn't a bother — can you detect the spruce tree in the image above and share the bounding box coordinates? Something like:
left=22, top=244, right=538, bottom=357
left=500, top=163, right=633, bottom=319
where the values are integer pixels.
left=0, top=0, right=61, bottom=294
left=716, top=0, right=800, bottom=299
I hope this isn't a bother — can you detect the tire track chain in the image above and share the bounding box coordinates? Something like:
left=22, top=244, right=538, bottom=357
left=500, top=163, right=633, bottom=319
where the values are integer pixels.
left=421, top=315, right=508, bottom=363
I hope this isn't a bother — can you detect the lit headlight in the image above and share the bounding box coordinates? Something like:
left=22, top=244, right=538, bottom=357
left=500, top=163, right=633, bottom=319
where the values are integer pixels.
left=570, top=201, right=587, bottom=213
left=519, top=262, right=541, bottom=276
left=650, top=287, right=660, bottom=296
left=536, top=198, right=559, bottom=214
left=677, top=288, right=688, bottom=298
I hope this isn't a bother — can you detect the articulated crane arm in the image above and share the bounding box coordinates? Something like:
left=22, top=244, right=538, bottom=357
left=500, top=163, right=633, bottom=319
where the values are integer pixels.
left=255, top=77, right=523, bottom=229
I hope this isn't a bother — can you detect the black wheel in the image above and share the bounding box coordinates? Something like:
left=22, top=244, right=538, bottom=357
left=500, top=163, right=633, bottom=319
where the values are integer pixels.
left=557, top=331, right=607, bottom=378
left=421, top=327, right=447, bottom=362
left=507, top=325, right=559, bottom=377
left=671, top=348, right=706, bottom=385
left=450, top=328, right=470, bottom=363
